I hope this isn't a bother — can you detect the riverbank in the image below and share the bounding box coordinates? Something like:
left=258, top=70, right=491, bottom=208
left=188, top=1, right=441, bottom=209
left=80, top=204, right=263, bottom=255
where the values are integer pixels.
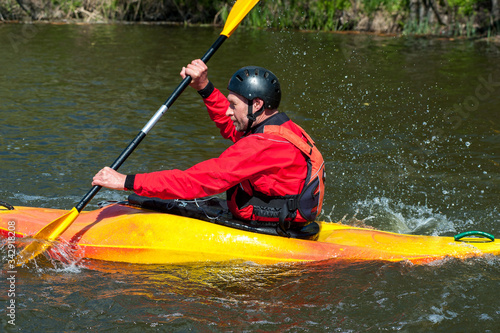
left=1, top=0, right=499, bottom=37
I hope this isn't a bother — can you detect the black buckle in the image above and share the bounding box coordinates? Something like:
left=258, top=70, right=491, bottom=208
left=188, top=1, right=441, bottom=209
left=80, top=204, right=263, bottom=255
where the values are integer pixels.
left=277, top=199, right=297, bottom=238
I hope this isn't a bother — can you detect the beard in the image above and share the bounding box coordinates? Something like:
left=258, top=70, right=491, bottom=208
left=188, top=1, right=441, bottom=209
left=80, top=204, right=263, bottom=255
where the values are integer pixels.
left=233, top=119, right=247, bottom=132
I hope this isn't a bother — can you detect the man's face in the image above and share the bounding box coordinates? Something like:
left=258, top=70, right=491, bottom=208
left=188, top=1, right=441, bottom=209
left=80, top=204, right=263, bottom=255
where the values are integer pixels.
left=226, top=92, right=249, bottom=132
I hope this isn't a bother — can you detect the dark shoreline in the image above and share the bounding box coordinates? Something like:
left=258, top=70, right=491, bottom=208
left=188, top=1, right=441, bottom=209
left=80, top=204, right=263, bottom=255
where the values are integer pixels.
left=2, top=0, right=500, bottom=38
left=2, top=19, right=500, bottom=45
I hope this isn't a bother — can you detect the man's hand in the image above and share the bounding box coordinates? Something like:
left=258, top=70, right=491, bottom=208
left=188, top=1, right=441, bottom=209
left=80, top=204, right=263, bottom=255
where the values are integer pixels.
left=92, top=167, right=127, bottom=190
left=180, top=59, right=209, bottom=91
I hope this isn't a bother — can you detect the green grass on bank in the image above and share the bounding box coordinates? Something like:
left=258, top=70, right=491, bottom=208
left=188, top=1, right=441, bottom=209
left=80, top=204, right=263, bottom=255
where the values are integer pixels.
left=1, top=0, right=499, bottom=37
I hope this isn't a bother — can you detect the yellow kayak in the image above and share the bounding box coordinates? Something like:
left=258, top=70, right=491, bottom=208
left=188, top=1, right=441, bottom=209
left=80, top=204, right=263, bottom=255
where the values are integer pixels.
left=1, top=201, right=498, bottom=265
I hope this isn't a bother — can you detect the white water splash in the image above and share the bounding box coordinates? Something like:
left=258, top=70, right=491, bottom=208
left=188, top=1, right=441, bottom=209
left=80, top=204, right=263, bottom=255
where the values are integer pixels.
left=352, top=197, right=457, bottom=235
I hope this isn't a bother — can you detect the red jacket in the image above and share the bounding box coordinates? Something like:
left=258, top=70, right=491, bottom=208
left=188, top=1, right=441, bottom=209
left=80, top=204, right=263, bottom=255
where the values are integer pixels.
left=128, top=85, right=309, bottom=222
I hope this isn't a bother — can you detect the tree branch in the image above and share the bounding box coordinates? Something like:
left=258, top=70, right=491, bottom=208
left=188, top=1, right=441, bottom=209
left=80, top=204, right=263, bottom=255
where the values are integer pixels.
left=15, top=0, right=33, bottom=19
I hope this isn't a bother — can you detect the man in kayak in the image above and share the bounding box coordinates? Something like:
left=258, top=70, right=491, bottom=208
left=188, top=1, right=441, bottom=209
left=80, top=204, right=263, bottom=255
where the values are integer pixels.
left=92, top=60, right=325, bottom=237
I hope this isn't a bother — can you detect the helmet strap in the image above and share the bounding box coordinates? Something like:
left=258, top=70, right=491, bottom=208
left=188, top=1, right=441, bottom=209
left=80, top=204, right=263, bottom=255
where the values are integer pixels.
left=244, top=100, right=264, bottom=136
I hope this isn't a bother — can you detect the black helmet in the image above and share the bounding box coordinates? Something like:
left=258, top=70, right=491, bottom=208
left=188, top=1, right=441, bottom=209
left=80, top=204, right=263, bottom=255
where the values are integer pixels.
left=227, top=66, right=281, bottom=109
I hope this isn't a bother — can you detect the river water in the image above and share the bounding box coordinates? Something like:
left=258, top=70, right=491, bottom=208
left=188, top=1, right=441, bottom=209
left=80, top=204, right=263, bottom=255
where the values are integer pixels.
left=1, top=23, right=499, bottom=331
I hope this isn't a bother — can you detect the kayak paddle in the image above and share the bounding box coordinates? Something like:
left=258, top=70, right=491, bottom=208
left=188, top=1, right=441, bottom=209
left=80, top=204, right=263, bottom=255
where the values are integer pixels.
left=16, top=0, right=260, bottom=266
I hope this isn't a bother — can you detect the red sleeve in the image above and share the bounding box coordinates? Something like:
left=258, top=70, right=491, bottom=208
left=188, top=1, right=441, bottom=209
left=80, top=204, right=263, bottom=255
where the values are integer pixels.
left=132, top=134, right=306, bottom=200
left=203, top=87, right=243, bottom=143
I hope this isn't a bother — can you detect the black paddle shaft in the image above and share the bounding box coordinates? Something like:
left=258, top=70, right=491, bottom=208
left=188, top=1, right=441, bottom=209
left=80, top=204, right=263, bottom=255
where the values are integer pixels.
left=75, top=35, right=228, bottom=212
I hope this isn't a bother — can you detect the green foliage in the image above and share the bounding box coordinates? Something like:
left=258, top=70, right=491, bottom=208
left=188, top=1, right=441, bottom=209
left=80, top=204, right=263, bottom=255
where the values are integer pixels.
left=244, top=0, right=352, bottom=31
left=447, top=0, right=481, bottom=16
left=1, top=0, right=496, bottom=36
left=50, top=0, right=84, bottom=13
left=362, top=0, right=409, bottom=14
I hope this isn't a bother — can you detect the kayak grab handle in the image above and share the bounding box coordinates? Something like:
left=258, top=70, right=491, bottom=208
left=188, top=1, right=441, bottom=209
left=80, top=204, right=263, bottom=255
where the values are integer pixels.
left=0, top=201, right=14, bottom=210
left=454, top=231, right=495, bottom=242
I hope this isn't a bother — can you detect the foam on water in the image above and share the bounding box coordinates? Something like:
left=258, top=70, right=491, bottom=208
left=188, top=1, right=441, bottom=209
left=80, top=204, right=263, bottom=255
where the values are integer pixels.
left=8, top=188, right=129, bottom=210
left=351, top=196, right=457, bottom=235
left=0, top=229, right=84, bottom=274
left=12, top=193, right=78, bottom=203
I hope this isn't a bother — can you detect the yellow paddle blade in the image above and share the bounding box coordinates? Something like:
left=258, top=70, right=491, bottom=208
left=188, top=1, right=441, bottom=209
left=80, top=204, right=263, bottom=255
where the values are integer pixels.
left=16, top=207, right=80, bottom=265
left=221, top=0, right=260, bottom=37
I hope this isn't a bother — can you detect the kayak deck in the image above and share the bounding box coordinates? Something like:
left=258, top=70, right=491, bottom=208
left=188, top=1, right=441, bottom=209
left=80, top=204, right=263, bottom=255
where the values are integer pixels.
left=1, top=203, right=498, bottom=265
